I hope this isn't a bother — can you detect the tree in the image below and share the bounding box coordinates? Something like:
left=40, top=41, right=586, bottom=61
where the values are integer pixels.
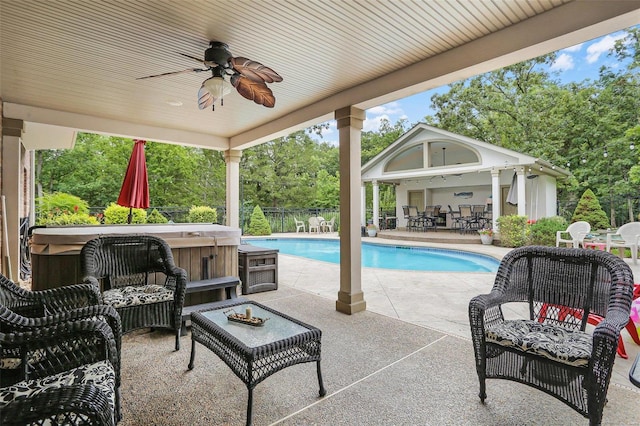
left=571, top=189, right=609, bottom=230
left=247, top=205, right=271, bottom=236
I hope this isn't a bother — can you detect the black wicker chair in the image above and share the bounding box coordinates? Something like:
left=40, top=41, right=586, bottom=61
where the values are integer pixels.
left=0, top=273, right=121, bottom=390
left=469, top=246, right=634, bottom=426
left=0, top=320, right=119, bottom=425
left=81, top=235, right=188, bottom=350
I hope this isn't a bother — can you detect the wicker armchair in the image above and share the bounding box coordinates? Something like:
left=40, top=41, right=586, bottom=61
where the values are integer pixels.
left=81, top=235, right=188, bottom=350
left=0, top=319, right=119, bottom=425
left=469, top=246, right=634, bottom=426
left=0, top=273, right=121, bottom=389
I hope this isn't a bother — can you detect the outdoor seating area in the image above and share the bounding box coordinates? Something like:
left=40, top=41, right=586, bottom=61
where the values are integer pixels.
left=401, top=204, right=491, bottom=234
left=307, top=216, right=337, bottom=234
left=2, top=234, right=640, bottom=425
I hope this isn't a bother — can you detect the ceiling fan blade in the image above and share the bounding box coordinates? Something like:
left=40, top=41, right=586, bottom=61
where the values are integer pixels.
left=178, top=52, right=207, bottom=65
left=230, top=57, right=283, bottom=83
left=137, top=68, right=207, bottom=80
left=197, top=85, right=216, bottom=110
left=231, top=74, right=276, bottom=108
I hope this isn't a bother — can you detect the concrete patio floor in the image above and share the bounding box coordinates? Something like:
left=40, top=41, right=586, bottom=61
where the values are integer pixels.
left=118, top=233, right=640, bottom=425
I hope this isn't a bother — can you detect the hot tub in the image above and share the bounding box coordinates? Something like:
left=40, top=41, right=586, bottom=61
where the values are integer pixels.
left=30, top=224, right=241, bottom=291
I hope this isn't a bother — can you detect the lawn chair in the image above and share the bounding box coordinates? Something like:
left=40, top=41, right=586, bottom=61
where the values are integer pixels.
left=322, top=217, right=336, bottom=233
left=294, top=217, right=306, bottom=233
left=556, top=221, right=590, bottom=248
left=309, top=217, right=322, bottom=233
left=469, top=246, right=634, bottom=426
left=606, top=222, right=640, bottom=264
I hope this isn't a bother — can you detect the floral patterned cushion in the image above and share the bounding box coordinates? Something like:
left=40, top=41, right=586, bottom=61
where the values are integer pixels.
left=0, top=360, right=115, bottom=424
left=103, top=284, right=173, bottom=308
left=485, top=319, right=592, bottom=367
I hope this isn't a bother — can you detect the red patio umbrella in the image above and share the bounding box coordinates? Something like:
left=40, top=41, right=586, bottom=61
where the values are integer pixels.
left=117, top=139, right=149, bottom=223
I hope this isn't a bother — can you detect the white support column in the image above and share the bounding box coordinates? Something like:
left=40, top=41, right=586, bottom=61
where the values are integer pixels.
left=335, top=106, right=366, bottom=315
left=224, top=150, right=242, bottom=229
left=360, top=183, right=366, bottom=227
left=491, top=169, right=501, bottom=231
left=372, top=180, right=379, bottom=230
left=517, top=168, right=526, bottom=216
left=1, top=118, right=23, bottom=281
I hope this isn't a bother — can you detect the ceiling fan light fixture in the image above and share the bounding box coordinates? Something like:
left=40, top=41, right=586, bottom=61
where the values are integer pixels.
left=199, top=76, right=232, bottom=110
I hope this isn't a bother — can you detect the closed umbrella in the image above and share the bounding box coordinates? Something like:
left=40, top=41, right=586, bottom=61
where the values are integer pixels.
left=117, top=139, right=149, bottom=223
left=506, top=171, right=518, bottom=206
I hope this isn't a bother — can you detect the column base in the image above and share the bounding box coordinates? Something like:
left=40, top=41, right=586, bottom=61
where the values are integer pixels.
left=335, top=291, right=367, bottom=314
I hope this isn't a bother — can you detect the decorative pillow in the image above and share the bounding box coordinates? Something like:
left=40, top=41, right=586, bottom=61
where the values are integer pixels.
left=485, top=319, right=592, bottom=367
left=103, top=284, right=173, bottom=308
left=0, top=360, right=116, bottom=423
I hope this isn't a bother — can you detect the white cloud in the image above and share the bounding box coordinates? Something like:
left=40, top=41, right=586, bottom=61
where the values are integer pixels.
left=586, top=33, right=626, bottom=63
left=364, top=114, right=390, bottom=132
left=562, top=43, right=583, bottom=53
left=368, top=101, right=403, bottom=116
left=550, top=53, right=574, bottom=72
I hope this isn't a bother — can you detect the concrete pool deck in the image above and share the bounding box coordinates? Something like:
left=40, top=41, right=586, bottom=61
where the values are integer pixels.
left=244, top=232, right=640, bottom=391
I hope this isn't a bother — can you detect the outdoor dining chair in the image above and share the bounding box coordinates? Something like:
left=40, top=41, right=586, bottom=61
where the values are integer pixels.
left=556, top=221, right=591, bottom=248
left=322, top=217, right=336, bottom=233
left=294, top=217, right=306, bottom=233
left=469, top=246, right=634, bottom=426
left=81, top=235, right=188, bottom=351
left=606, top=221, right=640, bottom=264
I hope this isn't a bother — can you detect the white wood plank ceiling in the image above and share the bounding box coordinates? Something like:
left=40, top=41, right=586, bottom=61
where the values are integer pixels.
left=1, top=1, right=638, bottom=150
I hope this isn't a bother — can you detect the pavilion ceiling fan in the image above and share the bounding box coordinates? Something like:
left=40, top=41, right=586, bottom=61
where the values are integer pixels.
left=137, top=41, right=283, bottom=110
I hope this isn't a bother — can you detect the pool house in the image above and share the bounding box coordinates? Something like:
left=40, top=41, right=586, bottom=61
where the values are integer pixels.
left=361, top=123, right=571, bottom=231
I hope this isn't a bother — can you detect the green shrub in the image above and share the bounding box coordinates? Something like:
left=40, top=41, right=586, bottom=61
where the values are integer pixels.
left=147, top=208, right=168, bottom=224
left=103, top=203, right=147, bottom=224
left=571, top=189, right=609, bottom=230
left=36, top=212, right=100, bottom=226
left=35, top=192, right=98, bottom=226
left=496, top=215, right=529, bottom=247
left=529, top=216, right=568, bottom=246
left=36, top=192, right=90, bottom=219
left=247, top=205, right=271, bottom=236
left=187, top=205, right=218, bottom=223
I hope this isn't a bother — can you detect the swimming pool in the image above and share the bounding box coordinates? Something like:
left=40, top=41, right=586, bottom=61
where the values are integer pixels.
left=242, top=238, right=499, bottom=272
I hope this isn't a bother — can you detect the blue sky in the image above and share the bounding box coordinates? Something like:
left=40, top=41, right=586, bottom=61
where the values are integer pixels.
left=315, top=28, right=632, bottom=145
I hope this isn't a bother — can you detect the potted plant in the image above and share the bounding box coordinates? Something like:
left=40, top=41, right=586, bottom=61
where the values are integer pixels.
left=478, top=228, right=494, bottom=245
left=366, top=223, right=378, bottom=237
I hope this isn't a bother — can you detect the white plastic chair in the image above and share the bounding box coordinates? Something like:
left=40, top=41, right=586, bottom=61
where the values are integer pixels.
left=556, top=221, right=590, bottom=248
left=294, top=217, right=306, bottom=233
left=322, top=217, right=335, bottom=233
left=308, top=217, right=321, bottom=233
left=607, top=222, right=640, bottom=264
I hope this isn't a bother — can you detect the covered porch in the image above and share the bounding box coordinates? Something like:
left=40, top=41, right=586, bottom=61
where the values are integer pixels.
left=1, top=2, right=639, bottom=318
left=115, top=244, right=640, bottom=425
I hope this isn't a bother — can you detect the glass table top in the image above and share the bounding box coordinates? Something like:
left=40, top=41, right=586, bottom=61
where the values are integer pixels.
left=200, top=303, right=311, bottom=348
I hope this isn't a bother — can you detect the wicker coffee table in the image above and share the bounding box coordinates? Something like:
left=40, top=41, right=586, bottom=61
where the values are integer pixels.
left=188, top=300, right=326, bottom=426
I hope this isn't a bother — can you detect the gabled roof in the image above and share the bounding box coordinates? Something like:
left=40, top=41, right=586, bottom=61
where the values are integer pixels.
left=361, top=123, right=570, bottom=181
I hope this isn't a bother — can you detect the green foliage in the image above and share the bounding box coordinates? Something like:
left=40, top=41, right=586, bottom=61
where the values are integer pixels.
left=529, top=216, right=568, bottom=246
left=247, top=205, right=271, bottom=236
left=36, top=192, right=90, bottom=218
left=35, top=192, right=98, bottom=225
left=36, top=212, right=100, bottom=226
left=496, top=215, right=529, bottom=248
left=571, top=189, right=610, bottom=230
left=103, top=203, right=147, bottom=224
left=147, top=208, right=168, bottom=224
left=187, top=205, right=218, bottom=223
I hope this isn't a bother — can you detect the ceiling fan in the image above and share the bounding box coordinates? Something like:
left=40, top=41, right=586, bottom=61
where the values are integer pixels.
left=137, top=41, right=283, bottom=110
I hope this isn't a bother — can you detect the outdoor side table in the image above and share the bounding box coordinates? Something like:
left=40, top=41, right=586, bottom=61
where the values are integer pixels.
left=188, top=300, right=326, bottom=426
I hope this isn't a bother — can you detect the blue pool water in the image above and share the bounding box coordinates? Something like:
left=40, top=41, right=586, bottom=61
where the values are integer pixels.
left=243, top=238, right=499, bottom=272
